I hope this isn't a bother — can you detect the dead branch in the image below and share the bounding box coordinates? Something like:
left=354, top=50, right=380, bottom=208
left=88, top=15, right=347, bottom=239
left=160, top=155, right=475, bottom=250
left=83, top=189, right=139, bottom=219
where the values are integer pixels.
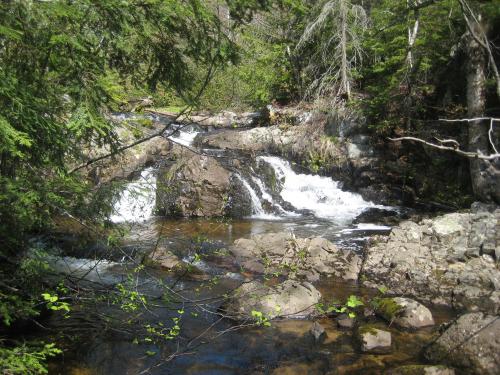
left=389, top=136, right=499, bottom=160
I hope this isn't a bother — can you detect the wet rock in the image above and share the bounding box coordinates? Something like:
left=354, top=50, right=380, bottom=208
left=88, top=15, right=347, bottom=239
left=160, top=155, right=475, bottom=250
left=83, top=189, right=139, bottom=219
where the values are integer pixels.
left=223, top=279, right=321, bottom=320
left=353, top=207, right=402, bottom=226
left=86, top=125, right=171, bottom=184
left=145, top=246, right=181, bottom=269
left=156, top=151, right=251, bottom=217
left=362, top=208, right=500, bottom=314
left=357, top=325, right=392, bottom=354
left=309, top=321, right=326, bottom=342
left=375, top=297, right=434, bottom=329
left=230, top=232, right=362, bottom=281
left=424, top=312, right=500, bottom=375
left=386, top=365, right=455, bottom=375
left=337, top=314, right=355, bottom=329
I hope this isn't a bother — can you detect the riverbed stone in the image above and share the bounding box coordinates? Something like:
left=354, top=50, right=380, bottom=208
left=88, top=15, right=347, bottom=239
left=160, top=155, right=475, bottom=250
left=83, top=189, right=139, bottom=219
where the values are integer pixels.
left=424, top=312, right=500, bottom=375
left=230, top=232, right=362, bottom=281
left=375, top=297, right=434, bottom=329
left=362, top=208, right=500, bottom=314
left=357, top=326, right=392, bottom=353
left=223, top=279, right=321, bottom=320
left=309, top=321, right=326, bottom=342
left=337, top=314, right=355, bottom=329
left=146, top=246, right=181, bottom=269
left=386, top=365, right=455, bottom=375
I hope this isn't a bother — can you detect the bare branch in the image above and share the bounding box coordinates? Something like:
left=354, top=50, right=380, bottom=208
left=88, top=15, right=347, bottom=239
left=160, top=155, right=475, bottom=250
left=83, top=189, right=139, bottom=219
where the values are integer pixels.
left=389, top=136, right=500, bottom=160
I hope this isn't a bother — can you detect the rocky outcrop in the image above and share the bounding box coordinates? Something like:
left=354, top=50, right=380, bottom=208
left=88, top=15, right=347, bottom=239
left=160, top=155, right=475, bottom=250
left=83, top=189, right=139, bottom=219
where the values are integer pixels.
left=86, top=133, right=171, bottom=184
left=375, top=297, right=435, bottom=329
left=156, top=149, right=252, bottom=217
left=193, top=107, right=408, bottom=205
left=424, top=312, right=500, bottom=375
left=362, top=206, right=500, bottom=313
left=230, top=232, right=362, bottom=282
left=148, top=109, right=263, bottom=128
left=223, top=279, right=321, bottom=320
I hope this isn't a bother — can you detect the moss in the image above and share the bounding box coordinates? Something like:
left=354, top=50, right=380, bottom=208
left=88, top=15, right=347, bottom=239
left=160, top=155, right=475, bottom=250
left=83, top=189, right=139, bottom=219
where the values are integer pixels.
left=135, top=118, right=154, bottom=128
left=358, top=324, right=381, bottom=335
left=373, top=297, right=403, bottom=321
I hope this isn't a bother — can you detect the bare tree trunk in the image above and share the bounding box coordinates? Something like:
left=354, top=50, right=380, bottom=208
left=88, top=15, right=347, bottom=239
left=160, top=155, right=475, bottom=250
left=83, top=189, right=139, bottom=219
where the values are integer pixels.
left=466, top=21, right=500, bottom=203
left=339, top=0, right=350, bottom=99
left=406, top=6, right=419, bottom=69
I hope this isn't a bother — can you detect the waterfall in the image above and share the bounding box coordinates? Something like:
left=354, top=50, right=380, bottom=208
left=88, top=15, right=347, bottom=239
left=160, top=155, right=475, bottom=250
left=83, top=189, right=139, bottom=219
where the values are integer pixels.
left=235, top=174, right=281, bottom=220
left=167, top=124, right=200, bottom=147
left=251, top=175, right=296, bottom=216
left=257, top=156, right=378, bottom=223
left=111, top=168, right=157, bottom=223
left=111, top=124, right=202, bottom=223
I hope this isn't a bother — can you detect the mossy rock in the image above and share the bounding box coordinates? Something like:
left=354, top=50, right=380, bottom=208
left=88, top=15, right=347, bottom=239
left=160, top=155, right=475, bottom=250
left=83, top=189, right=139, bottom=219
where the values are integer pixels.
left=373, top=297, right=404, bottom=321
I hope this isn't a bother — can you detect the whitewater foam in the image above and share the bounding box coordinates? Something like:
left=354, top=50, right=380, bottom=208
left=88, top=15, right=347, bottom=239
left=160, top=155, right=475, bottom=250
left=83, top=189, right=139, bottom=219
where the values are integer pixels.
left=257, top=156, right=379, bottom=223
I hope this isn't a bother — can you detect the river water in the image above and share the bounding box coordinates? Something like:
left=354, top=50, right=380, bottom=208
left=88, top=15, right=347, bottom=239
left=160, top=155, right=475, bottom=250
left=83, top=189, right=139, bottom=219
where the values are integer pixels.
left=47, top=117, right=453, bottom=374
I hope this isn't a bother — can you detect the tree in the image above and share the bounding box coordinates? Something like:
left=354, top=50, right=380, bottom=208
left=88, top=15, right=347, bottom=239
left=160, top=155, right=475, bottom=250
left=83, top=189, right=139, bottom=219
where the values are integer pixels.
left=296, top=0, right=368, bottom=100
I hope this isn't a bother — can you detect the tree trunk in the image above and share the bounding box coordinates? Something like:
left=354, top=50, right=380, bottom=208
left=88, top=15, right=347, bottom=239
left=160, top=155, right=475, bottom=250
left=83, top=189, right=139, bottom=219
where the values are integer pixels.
left=339, top=0, right=350, bottom=99
left=466, top=22, right=500, bottom=203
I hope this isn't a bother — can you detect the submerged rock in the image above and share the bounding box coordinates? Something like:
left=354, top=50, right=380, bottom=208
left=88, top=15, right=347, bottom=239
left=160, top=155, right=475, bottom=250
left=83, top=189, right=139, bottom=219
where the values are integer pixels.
left=362, top=208, right=500, bottom=314
left=375, top=297, right=434, bottom=329
left=309, top=321, right=327, bottom=342
left=231, top=232, right=362, bottom=281
left=337, top=314, right=355, bottom=329
left=357, top=325, right=392, bottom=353
left=145, top=246, right=181, bottom=269
left=387, top=365, right=455, bottom=375
left=223, top=279, right=321, bottom=320
left=424, top=312, right=500, bottom=375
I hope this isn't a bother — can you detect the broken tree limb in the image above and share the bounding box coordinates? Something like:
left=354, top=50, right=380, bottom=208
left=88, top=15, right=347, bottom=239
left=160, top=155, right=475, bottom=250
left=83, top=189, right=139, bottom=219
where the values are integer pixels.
left=388, top=136, right=500, bottom=160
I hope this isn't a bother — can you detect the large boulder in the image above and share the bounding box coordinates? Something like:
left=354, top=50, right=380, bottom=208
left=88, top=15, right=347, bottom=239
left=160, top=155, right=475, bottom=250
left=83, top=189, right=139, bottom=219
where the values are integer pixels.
left=223, top=279, right=321, bottom=320
left=362, top=208, right=500, bottom=314
left=424, top=313, right=500, bottom=375
left=375, top=297, right=435, bottom=329
left=231, top=232, right=362, bottom=281
left=156, top=150, right=252, bottom=217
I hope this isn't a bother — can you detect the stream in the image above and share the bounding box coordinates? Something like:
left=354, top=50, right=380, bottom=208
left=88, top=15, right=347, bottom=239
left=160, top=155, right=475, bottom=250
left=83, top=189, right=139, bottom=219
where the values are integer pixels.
left=47, top=115, right=454, bottom=374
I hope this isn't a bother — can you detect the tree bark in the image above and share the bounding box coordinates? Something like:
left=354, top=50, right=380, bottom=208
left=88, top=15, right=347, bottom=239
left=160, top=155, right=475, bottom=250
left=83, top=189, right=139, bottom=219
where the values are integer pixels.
left=466, top=22, right=500, bottom=203
left=339, top=0, right=350, bottom=99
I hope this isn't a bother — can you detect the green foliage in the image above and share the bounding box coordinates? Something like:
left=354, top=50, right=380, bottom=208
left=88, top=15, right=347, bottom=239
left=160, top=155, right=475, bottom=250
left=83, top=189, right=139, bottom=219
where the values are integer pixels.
left=0, top=0, right=250, bottom=253
left=0, top=343, right=61, bottom=375
left=251, top=310, right=271, bottom=326
left=316, top=294, right=364, bottom=318
left=360, top=0, right=463, bottom=132
left=200, top=1, right=306, bottom=109
left=41, top=293, right=70, bottom=314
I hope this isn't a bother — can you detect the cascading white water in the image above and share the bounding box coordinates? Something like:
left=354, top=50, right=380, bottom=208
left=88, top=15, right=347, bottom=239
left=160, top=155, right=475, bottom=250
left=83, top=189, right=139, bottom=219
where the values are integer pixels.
left=167, top=124, right=200, bottom=147
left=110, top=168, right=157, bottom=223
left=257, top=156, right=378, bottom=223
left=111, top=124, right=202, bottom=223
left=235, top=174, right=281, bottom=220
left=251, top=175, right=297, bottom=216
